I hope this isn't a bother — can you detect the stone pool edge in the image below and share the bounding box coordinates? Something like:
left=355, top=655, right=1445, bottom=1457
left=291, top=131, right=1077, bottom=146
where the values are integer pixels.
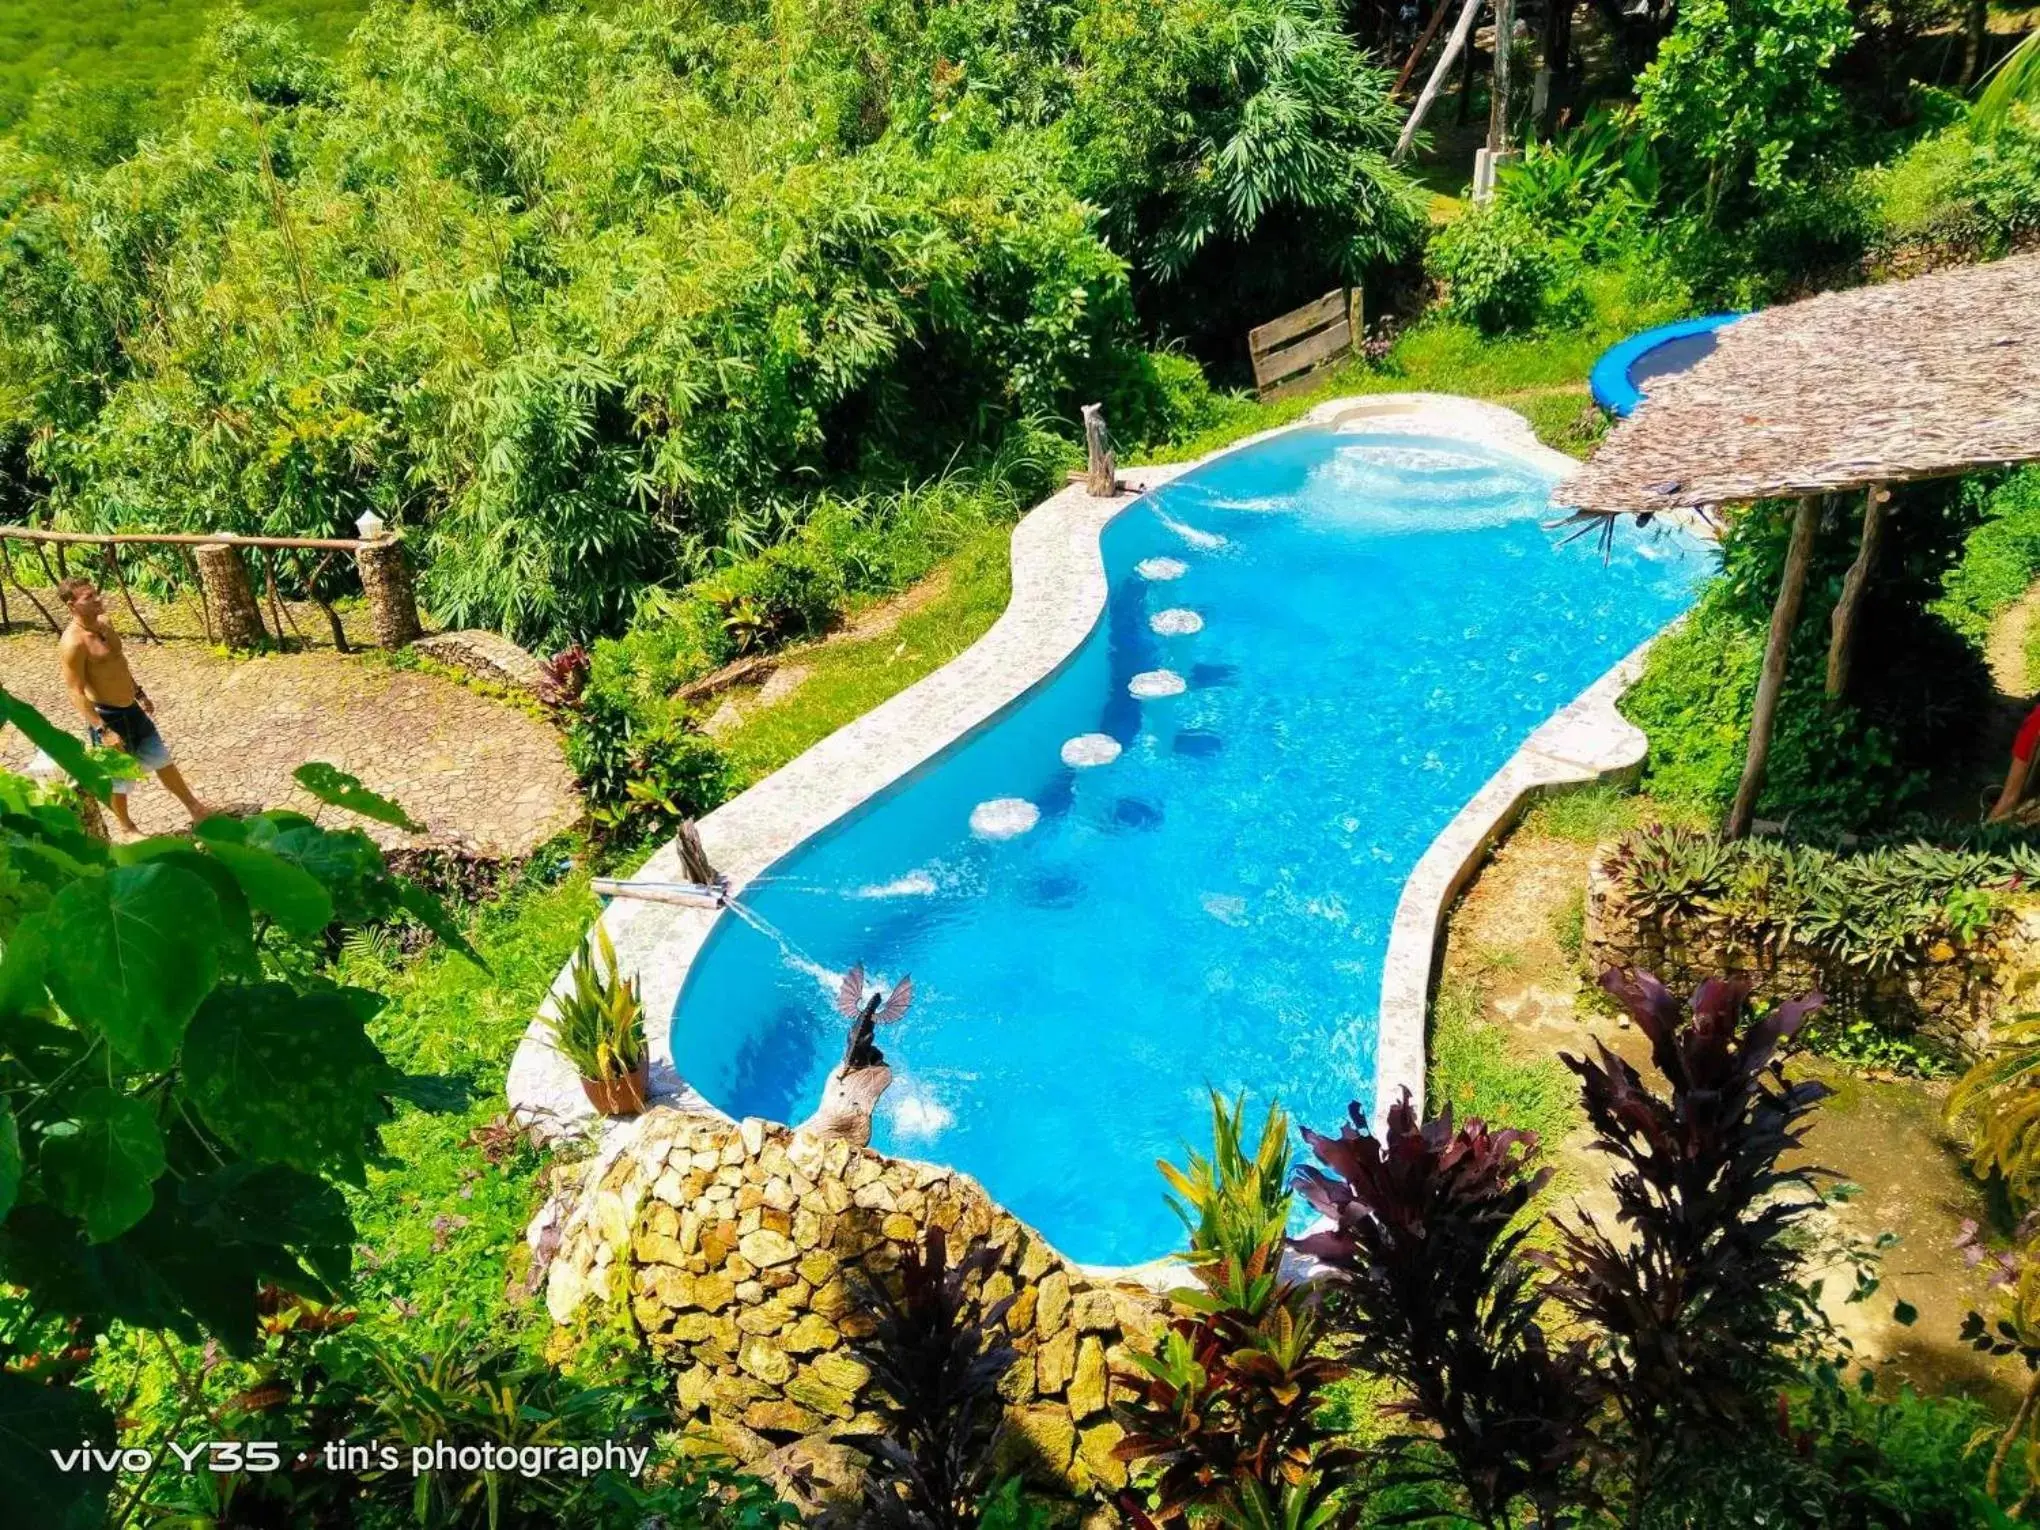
left=507, top=391, right=1647, bottom=1286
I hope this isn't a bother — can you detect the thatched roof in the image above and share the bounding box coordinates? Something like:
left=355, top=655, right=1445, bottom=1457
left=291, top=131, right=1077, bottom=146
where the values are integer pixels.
left=1560, top=252, right=2040, bottom=514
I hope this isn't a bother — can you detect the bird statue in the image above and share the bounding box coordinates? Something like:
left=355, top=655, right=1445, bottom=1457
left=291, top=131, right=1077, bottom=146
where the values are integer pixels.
left=835, top=963, right=914, bottom=1073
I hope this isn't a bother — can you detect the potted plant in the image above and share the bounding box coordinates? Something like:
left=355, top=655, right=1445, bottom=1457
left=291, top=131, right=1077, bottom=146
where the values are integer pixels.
left=546, top=925, right=650, bottom=1116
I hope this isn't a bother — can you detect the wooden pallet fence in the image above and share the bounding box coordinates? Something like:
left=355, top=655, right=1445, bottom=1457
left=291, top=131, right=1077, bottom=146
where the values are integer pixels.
left=1248, top=287, right=1362, bottom=399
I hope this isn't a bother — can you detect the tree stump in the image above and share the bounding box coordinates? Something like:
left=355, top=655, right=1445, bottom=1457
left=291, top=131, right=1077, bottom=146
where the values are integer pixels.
left=358, top=538, right=422, bottom=649
left=193, top=545, right=267, bottom=649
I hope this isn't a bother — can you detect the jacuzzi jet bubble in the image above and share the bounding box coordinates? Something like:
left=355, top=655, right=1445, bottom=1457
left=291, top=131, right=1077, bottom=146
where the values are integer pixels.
left=1136, top=556, right=1188, bottom=581
left=969, top=798, right=1040, bottom=839
left=1150, top=608, right=1204, bottom=636
left=1128, top=669, right=1186, bottom=699
left=1060, top=733, right=1122, bottom=768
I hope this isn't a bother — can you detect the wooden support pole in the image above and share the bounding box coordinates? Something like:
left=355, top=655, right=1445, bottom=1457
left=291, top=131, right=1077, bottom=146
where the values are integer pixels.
left=103, top=541, right=160, bottom=644
left=1, top=543, right=57, bottom=633
left=1825, top=484, right=1887, bottom=699
left=1726, top=496, right=1821, bottom=840
left=183, top=546, right=215, bottom=644
left=1396, top=0, right=1487, bottom=161
left=304, top=549, right=350, bottom=652
left=1488, top=0, right=1517, bottom=154
left=1391, top=0, right=1456, bottom=98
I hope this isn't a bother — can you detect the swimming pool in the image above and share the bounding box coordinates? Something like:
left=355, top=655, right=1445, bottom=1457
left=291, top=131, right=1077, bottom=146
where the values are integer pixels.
left=668, top=423, right=1714, bottom=1266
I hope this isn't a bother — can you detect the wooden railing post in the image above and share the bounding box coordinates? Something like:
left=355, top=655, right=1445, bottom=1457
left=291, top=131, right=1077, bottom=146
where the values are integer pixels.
left=193, top=544, right=268, bottom=649
left=357, top=536, right=421, bottom=648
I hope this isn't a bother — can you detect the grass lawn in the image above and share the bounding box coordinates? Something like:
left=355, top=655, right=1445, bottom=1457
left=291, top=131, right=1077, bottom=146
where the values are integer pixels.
left=1, top=0, right=368, bottom=131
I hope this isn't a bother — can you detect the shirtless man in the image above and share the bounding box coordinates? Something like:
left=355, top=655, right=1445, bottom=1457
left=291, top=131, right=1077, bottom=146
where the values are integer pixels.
left=56, top=576, right=210, bottom=833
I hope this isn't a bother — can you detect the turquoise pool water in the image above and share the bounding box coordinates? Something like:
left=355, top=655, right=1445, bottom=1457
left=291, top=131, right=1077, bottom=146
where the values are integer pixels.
left=670, top=425, right=1714, bottom=1265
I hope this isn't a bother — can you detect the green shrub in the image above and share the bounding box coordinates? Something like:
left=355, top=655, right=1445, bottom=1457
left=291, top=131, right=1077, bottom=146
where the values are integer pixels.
left=1498, top=108, right=1662, bottom=264
left=1871, top=106, right=2040, bottom=259
left=1604, top=820, right=2040, bottom=976
left=1426, top=201, right=1581, bottom=334
left=1934, top=467, right=2040, bottom=650
left=1624, top=483, right=1993, bottom=830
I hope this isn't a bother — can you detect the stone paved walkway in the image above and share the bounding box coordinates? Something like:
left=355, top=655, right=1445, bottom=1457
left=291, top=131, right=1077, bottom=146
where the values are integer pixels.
left=0, top=633, right=581, bottom=858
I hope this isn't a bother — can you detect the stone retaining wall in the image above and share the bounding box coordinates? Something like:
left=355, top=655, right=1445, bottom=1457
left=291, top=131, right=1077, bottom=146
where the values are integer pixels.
left=542, top=1108, right=1163, bottom=1520
left=1583, top=847, right=2040, bottom=1056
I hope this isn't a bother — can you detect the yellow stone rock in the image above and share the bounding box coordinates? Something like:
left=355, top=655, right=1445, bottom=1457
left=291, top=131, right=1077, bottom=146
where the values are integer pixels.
left=881, top=1212, right=918, bottom=1241
left=1077, top=1419, right=1128, bottom=1490
left=783, top=1312, right=841, bottom=1354
left=739, top=1228, right=799, bottom=1268
left=1035, top=1271, right=1071, bottom=1335
left=1072, top=1290, right=1116, bottom=1333
left=1068, top=1336, right=1108, bottom=1418
left=737, top=1337, right=793, bottom=1385
left=744, top=1397, right=825, bottom=1435
left=1036, top=1327, right=1077, bottom=1395
left=811, top=1349, right=871, bottom=1395
left=785, top=1372, right=857, bottom=1420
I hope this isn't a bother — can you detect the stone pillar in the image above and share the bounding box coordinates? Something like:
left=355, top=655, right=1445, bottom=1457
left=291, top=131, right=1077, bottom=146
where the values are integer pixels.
left=194, top=544, right=267, bottom=649
left=357, top=538, right=421, bottom=649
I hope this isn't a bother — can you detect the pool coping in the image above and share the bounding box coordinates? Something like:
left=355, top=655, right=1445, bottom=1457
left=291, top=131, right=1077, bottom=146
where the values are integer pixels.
left=507, top=391, right=1681, bottom=1284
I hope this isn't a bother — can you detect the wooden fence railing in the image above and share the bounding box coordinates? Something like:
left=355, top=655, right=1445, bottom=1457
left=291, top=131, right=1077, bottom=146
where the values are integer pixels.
left=0, top=527, right=421, bottom=651
left=1247, top=287, right=1363, bottom=399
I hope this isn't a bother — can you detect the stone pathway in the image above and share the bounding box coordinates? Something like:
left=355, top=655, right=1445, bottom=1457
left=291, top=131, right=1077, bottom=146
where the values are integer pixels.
left=0, top=632, right=581, bottom=858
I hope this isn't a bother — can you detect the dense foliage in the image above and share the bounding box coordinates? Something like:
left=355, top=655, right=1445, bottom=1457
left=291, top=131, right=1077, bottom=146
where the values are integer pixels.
left=0, top=690, right=474, bottom=1525
left=1425, top=200, right=1582, bottom=334
left=1934, top=467, right=2040, bottom=648
left=0, top=0, right=1421, bottom=652
left=1606, top=819, right=2032, bottom=974
left=1622, top=483, right=1993, bottom=829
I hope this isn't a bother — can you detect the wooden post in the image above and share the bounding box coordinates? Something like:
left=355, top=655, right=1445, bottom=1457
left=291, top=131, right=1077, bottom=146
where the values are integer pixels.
left=1825, top=484, right=1887, bottom=699
left=1081, top=404, right=1117, bottom=497
left=103, top=542, right=160, bottom=643
left=357, top=537, right=422, bottom=648
left=1391, top=0, right=1456, bottom=98
left=1726, top=497, right=1821, bottom=840
left=3, top=543, right=61, bottom=634
left=1488, top=0, right=1517, bottom=155
left=1396, top=0, right=1487, bottom=161
left=194, top=544, right=269, bottom=649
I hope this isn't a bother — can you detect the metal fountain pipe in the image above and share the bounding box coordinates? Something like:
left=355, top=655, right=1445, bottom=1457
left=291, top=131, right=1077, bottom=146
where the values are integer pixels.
left=590, top=876, right=730, bottom=909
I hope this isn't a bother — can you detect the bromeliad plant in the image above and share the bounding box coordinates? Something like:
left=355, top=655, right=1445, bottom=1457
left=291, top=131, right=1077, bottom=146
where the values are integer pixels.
left=1160, top=1089, right=1293, bottom=1270
left=1606, top=821, right=2029, bottom=974
left=1293, top=1094, right=1596, bottom=1528
left=545, top=924, right=649, bottom=1116
left=1548, top=970, right=1832, bottom=1518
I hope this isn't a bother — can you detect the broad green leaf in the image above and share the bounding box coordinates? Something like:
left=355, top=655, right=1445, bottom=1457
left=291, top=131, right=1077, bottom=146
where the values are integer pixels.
left=184, top=984, right=392, bottom=1183
left=112, top=843, right=257, bottom=977
left=42, top=1088, right=166, bottom=1242
left=0, top=1201, right=259, bottom=1347
left=292, top=762, right=424, bottom=832
left=183, top=1163, right=355, bottom=1294
left=0, top=1368, right=115, bottom=1530
left=0, top=685, right=109, bottom=802
left=45, top=863, right=222, bottom=1066
left=4, top=805, right=109, bottom=868
left=0, top=1102, right=18, bottom=1222
left=203, top=841, right=334, bottom=936
left=0, top=910, right=49, bottom=1019
left=193, top=813, right=248, bottom=844
left=252, top=822, right=391, bottom=925
left=396, top=875, right=484, bottom=966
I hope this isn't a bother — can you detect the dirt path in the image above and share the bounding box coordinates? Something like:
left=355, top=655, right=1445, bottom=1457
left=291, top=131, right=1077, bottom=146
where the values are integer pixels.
left=1986, top=582, right=2040, bottom=698
left=0, top=630, right=580, bottom=859
left=1440, top=814, right=2021, bottom=1405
